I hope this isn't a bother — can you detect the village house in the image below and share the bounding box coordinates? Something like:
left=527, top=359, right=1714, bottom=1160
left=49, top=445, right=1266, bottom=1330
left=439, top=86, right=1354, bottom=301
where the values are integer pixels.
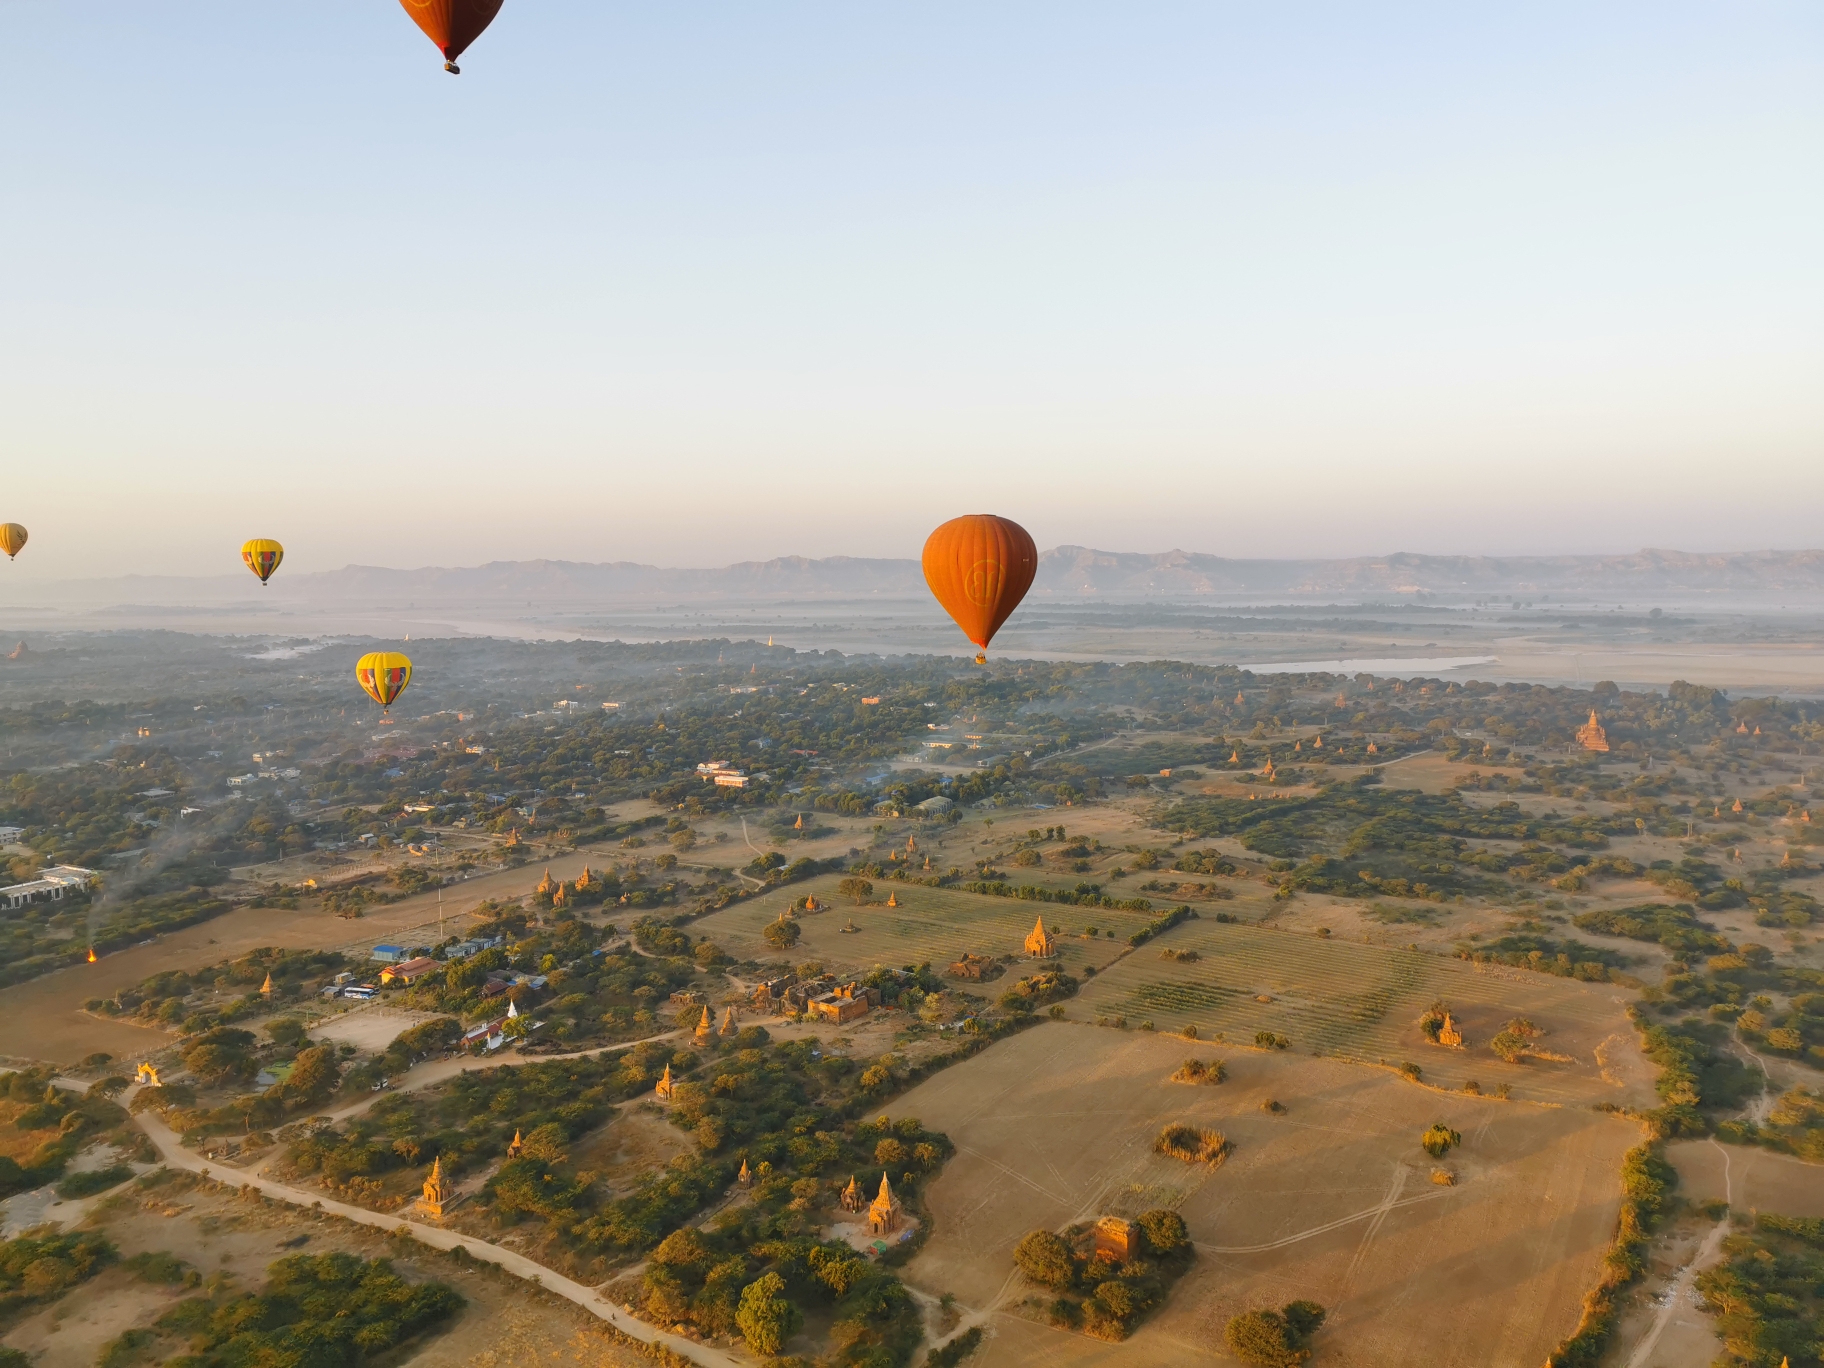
left=0, top=865, right=96, bottom=911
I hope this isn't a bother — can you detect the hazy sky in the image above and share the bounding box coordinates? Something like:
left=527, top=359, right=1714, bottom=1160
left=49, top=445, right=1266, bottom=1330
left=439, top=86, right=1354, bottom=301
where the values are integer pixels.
left=2, top=2, right=1819, bottom=580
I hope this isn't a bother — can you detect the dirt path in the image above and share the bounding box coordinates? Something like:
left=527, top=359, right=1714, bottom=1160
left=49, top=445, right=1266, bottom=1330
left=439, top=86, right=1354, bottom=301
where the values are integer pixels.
left=1621, top=1140, right=1733, bottom=1368
left=125, top=1092, right=740, bottom=1368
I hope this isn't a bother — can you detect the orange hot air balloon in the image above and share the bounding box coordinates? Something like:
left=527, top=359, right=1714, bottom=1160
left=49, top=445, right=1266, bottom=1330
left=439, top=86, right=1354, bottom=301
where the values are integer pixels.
left=241, top=539, right=283, bottom=586
left=356, top=652, right=413, bottom=712
left=921, top=515, right=1038, bottom=664
left=0, top=524, right=26, bottom=560
left=398, top=0, right=505, bottom=73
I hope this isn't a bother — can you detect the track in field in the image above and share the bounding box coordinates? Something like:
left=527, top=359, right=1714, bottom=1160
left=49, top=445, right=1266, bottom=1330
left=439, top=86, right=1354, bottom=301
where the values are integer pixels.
left=1071, top=916, right=1631, bottom=1105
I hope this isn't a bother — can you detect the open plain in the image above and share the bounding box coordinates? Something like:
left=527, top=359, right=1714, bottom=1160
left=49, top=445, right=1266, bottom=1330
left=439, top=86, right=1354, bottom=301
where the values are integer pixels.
left=895, top=1022, right=1642, bottom=1368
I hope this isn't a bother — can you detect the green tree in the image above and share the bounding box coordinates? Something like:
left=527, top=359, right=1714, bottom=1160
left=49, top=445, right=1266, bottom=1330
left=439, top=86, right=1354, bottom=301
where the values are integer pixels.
left=1225, top=1309, right=1302, bottom=1366
left=761, top=919, right=801, bottom=951
left=1136, top=1208, right=1188, bottom=1254
left=838, top=877, right=874, bottom=905
left=736, top=1272, right=800, bottom=1356
left=1013, top=1230, right=1076, bottom=1290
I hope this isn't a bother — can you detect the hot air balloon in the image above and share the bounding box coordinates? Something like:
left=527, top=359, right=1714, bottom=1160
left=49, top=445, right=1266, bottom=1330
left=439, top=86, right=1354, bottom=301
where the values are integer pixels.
left=356, top=652, right=413, bottom=712
left=0, top=524, right=26, bottom=560
left=241, top=539, right=284, bottom=586
left=398, top=0, right=505, bottom=74
left=921, top=514, right=1037, bottom=663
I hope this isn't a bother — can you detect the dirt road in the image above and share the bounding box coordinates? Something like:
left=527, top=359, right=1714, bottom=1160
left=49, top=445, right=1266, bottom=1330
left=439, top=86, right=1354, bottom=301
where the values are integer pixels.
left=127, top=1094, right=740, bottom=1368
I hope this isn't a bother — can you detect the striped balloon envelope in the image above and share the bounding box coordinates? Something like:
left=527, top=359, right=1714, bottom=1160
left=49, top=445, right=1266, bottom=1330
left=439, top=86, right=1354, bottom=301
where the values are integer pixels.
left=241, top=538, right=284, bottom=585
left=356, top=652, right=414, bottom=711
left=0, top=524, right=27, bottom=560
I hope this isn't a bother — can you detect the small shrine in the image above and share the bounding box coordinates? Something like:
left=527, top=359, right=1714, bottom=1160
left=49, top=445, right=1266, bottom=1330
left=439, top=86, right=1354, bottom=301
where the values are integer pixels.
left=1367, top=742, right=1379, bottom=754
left=694, top=1007, right=714, bottom=1047
left=867, top=1174, right=903, bottom=1235
left=417, top=1156, right=449, bottom=1218
left=840, top=1175, right=864, bottom=1212
left=1093, top=1216, right=1135, bottom=1263
left=1576, top=711, right=1610, bottom=753
left=886, top=891, right=899, bottom=908
left=506, top=1129, right=524, bottom=1159
left=840, top=918, right=861, bottom=934
left=1229, top=750, right=1240, bottom=764
left=575, top=865, right=595, bottom=891
left=136, top=1062, right=161, bottom=1087
left=1313, top=736, right=1322, bottom=749
left=655, top=1064, right=676, bottom=1100
left=259, top=973, right=273, bottom=998
left=738, top=1158, right=752, bottom=1188
left=718, top=1006, right=739, bottom=1039
left=1023, top=915, right=1056, bottom=958
left=536, top=868, right=556, bottom=896
left=1732, top=798, right=1745, bottom=814
left=793, top=814, right=804, bottom=830
left=1438, top=1012, right=1464, bottom=1048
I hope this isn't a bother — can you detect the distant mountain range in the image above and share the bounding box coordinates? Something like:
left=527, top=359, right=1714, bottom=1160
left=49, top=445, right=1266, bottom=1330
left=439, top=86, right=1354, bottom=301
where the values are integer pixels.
left=20, top=546, right=1824, bottom=606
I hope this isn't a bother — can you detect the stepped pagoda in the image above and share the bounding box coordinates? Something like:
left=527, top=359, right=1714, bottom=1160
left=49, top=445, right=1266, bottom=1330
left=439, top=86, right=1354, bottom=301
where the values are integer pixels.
left=417, top=1157, right=449, bottom=1218
left=840, top=1175, right=864, bottom=1212
left=867, top=1174, right=903, bottom=1235
left=1438, top=1012, right=1463, bottom=1047
left=655, top=1064, right=676, bottom=1100
left=1576, top=711, right=1610, bottom=753
left=694, top=1006, right=714, bottom=1047
left=1023, top=915, right=1055, bottom=958
left=259, top=973, right=273, bottom=997
left=718, top=1006, right=739, bottom=1039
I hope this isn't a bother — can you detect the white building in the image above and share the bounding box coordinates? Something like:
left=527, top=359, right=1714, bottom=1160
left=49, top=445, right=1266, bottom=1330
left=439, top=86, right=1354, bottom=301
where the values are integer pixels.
left=0, top=826, right=24, bottom=843
left=0, top=865, right=97, bottom=911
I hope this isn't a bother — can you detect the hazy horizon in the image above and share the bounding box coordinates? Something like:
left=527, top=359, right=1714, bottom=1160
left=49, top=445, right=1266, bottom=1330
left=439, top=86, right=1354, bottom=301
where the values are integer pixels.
left=3, top=3, right=1820, bottom=582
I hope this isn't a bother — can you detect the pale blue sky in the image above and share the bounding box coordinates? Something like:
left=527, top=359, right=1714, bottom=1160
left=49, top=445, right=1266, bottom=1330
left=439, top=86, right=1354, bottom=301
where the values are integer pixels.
left=1, top=2, right=1819, bottom=580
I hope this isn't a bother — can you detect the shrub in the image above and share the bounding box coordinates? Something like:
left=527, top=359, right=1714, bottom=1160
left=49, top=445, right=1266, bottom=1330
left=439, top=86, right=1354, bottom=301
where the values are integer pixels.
left=1421, top=1122, right=1461, bottom=1158
left=55, top=1164, right=133, bottom=1199
left=1169, top=1058, right=1226, bottom=1085
left=1225, top=1300, right=1326, bottom=1365
left=1254, top=1031, right=1289, bottom=1050
left=1155, top=1124, right=1229, bottom=1166
left=924, top=1325, right=983, bottom=1367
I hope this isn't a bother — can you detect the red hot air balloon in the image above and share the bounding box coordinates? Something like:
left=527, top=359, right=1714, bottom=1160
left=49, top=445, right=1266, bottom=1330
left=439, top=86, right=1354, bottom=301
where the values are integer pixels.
left=398, top=0, right=505, bottom=74
left=921, top=515, right=1038, bottom=663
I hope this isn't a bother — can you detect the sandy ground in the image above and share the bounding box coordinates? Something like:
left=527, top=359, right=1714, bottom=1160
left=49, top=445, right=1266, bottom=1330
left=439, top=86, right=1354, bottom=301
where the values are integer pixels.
left=894, top=1022, right=1640, bottom=1368
left=1665, top=1139, right=1824, bottom=1220
left=0, top=1175, right=656, bottom=1368
left=309, top=1006, right=447, bottom=1053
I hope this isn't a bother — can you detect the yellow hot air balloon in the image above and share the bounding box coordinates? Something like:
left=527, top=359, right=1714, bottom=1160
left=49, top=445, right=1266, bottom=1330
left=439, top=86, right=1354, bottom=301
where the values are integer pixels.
left=241, top=538, right=283, bottom=585
left=356, top=652, right=413, bottom=712
left=0, top=524, right=27, bottom=560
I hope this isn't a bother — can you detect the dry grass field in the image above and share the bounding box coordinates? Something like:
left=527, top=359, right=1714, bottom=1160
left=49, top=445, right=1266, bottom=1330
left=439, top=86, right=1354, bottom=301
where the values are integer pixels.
left=893, top=1023, right=1641, bottom=1368
left=1665, top=1139, right=1824, bottom=1220
left=689, top=876, right=1145, bottom=978
left=1070, top=917, right=1653, bottom=1107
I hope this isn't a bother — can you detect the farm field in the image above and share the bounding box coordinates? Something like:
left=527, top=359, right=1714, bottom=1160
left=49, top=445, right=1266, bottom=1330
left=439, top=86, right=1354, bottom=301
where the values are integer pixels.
left=688, top=875, right=1146, bottom=978
left=1071, top=917, right=1652, bottom=1106
left=893, top=1023, right=1640, bottom=1368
